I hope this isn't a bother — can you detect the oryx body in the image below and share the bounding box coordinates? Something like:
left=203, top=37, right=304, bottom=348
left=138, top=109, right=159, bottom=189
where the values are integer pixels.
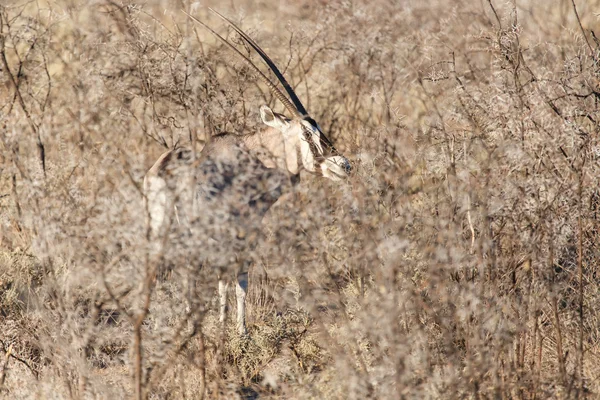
left=143, top=10, right=350, bottom=334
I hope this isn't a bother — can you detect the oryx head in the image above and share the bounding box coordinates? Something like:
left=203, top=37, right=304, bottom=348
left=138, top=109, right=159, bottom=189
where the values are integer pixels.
left=189, top=9, right=351, bottom=182
left=258, top=105, right=351, bottom=181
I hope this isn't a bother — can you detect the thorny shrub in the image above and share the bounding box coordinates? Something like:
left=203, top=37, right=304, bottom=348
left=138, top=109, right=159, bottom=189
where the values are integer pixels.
left=1, top=0, right=600, bottom=398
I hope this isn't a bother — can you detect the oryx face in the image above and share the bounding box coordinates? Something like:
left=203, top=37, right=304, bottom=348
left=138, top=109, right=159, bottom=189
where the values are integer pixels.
left=298, top=118, right=351, bottom=181
left=260, top=105, right=351, bottom=181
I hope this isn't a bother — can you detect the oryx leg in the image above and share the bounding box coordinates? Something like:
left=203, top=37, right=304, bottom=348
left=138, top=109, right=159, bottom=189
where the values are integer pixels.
left=219, top=259, right=251, bottom=335
left=218, top=278, right=229, bottom=325
left=236, top=270, right=249, bottom=335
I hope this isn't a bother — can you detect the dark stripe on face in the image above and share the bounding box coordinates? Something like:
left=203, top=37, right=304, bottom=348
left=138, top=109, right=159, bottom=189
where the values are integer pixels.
left=302, top=118, right=336, bottom=155
left=301, top=128, right=324, bottom=176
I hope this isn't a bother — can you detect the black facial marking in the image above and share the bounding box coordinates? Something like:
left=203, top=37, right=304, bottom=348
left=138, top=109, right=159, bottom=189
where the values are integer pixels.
left=303, top=117, right=336, bottom=153
left=304, top=117, right=318, bottom=128
left=302, top=126, right=324, bottom=162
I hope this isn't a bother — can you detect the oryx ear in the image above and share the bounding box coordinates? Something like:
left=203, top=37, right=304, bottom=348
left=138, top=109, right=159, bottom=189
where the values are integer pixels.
left=260, top=105, right=289, bottom=129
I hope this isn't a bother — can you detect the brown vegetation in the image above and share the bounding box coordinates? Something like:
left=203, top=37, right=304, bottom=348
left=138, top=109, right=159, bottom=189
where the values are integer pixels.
left=1, top=0, right=600, bottom=398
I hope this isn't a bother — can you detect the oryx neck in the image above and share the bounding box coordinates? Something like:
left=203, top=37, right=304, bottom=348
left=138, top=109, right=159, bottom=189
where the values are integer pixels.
left=239, top=126, right=300, bottom=174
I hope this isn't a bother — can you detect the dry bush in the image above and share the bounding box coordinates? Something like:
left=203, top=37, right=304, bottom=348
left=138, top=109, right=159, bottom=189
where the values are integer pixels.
left=1, top=0, right=600, bottom=399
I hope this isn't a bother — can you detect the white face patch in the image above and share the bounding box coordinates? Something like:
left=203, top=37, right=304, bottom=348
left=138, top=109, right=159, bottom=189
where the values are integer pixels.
left=321, top=156, right=351, bottom=181
left=300, top=138, right=316, bottom=172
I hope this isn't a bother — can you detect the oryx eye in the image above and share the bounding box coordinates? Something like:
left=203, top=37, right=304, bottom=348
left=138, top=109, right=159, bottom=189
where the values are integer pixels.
left=301, top=127, right=312, bottom=141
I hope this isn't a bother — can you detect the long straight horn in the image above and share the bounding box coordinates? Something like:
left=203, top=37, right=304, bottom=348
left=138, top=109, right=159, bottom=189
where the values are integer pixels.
left=183, top=10, right=303, bottom=119
left=209, top=8, right=309, bottom=118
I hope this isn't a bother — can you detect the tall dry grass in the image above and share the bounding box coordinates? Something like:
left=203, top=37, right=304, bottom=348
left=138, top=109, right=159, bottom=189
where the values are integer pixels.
left=1, top=0, right=600, bottom=398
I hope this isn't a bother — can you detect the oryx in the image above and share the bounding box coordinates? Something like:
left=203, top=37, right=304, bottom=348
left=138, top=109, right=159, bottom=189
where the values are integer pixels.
left=143, top=9, right=350, bottom=334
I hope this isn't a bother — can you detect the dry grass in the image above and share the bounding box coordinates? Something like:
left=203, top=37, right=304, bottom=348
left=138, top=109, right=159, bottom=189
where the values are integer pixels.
left=1, top=0, right=600, bottom=398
